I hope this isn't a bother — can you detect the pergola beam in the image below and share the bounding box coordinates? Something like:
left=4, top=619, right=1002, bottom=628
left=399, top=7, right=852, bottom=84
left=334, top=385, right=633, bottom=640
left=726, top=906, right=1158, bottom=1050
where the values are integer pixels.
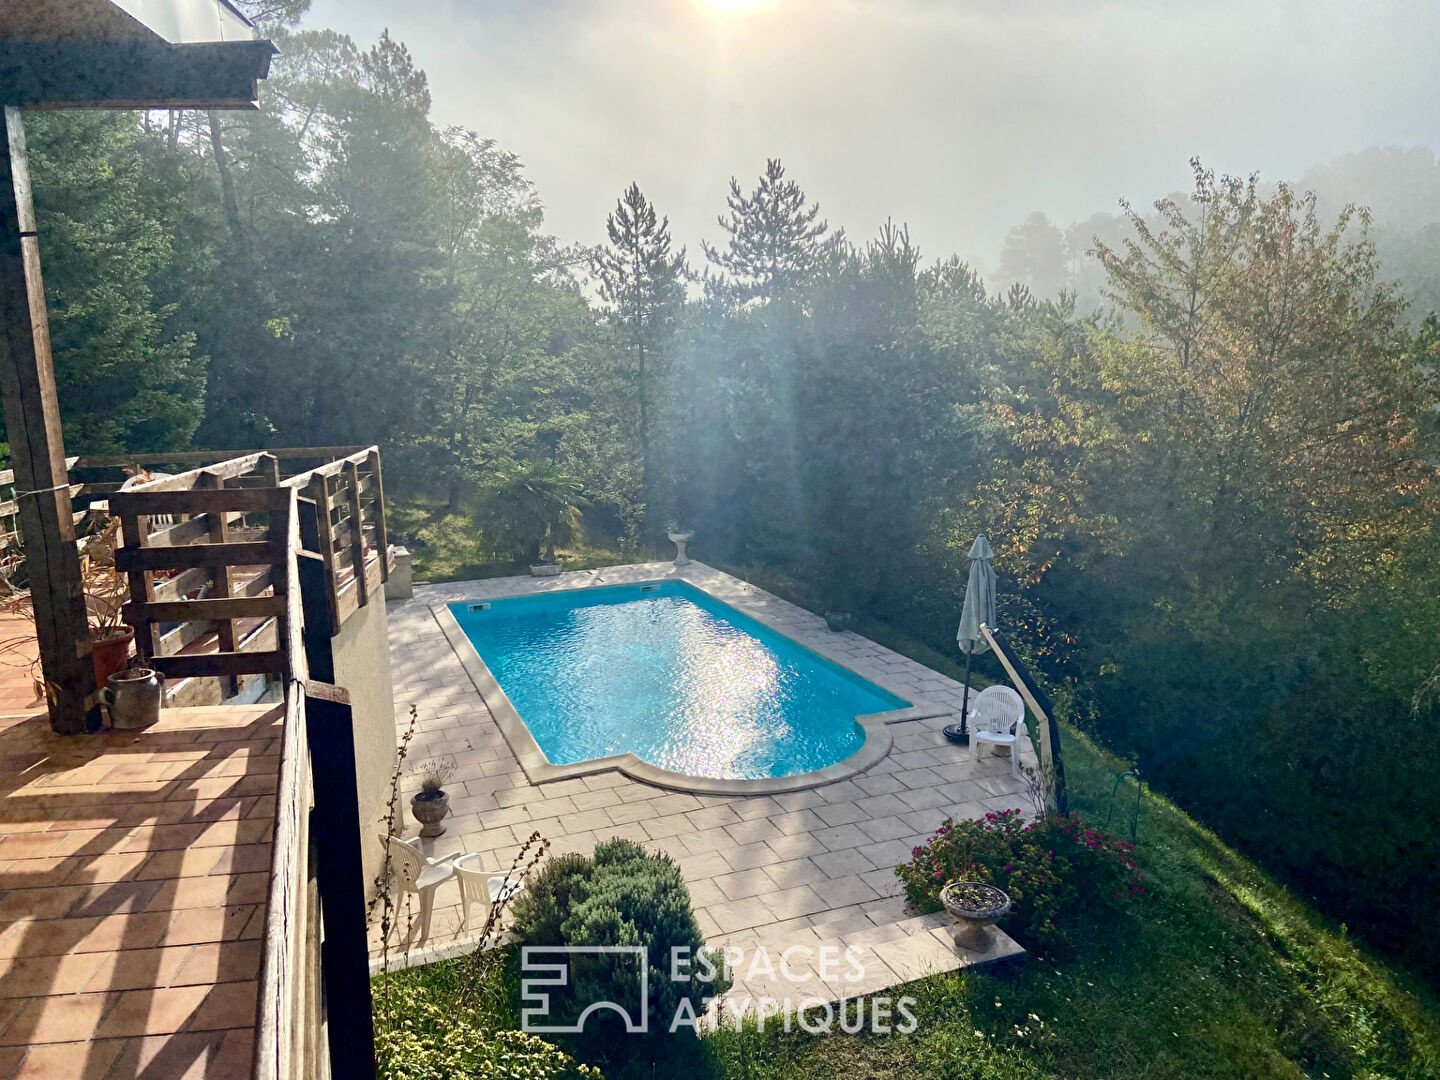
left=0, top=40, right=272, bottom=110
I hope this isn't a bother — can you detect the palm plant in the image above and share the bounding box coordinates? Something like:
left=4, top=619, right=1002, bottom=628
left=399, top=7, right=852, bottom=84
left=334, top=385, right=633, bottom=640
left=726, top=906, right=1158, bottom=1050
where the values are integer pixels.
left=472, top=460, right=586, bottom=565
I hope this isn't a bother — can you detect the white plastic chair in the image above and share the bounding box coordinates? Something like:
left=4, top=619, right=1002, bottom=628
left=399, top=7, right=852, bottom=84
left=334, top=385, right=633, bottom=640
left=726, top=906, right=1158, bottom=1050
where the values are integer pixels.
left=969, top=684, right=1026, bottom=778
left=453, top=853, right=525, bottom=928
left=383, top=835, right=459, bottom=946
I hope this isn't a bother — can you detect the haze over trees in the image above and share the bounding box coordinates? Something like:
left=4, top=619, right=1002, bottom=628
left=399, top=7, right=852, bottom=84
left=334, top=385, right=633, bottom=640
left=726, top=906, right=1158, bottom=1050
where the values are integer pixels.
left=15, top=1, right=1440, bottom=987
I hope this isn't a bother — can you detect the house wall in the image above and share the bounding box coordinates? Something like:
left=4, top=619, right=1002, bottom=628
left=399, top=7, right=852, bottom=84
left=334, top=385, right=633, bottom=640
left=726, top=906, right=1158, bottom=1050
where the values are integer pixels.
left=329, top=595, right=397, bottom=892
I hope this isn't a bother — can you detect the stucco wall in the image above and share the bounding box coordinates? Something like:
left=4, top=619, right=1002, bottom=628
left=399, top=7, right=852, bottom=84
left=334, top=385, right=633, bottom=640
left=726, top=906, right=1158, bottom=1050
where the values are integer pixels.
left=329, top=596, right=397, bottom=893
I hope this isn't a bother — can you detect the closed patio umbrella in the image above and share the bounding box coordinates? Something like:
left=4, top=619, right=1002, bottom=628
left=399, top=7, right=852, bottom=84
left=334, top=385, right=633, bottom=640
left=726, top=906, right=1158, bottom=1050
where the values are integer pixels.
left=949, top=533, right=997, bottom=745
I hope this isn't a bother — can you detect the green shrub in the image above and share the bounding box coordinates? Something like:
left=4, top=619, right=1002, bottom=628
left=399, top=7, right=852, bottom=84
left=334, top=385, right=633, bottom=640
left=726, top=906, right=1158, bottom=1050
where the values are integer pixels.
left=375, top=975, right=597, bottom=1080
left=896, top=809, right=1142, bottom=952
left=511, top=839, right=728, bottom=1038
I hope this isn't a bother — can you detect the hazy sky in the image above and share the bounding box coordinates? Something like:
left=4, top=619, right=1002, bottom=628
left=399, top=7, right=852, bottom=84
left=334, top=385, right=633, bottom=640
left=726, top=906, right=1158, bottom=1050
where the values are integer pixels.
left=305, top=0, right=1440, bottom=269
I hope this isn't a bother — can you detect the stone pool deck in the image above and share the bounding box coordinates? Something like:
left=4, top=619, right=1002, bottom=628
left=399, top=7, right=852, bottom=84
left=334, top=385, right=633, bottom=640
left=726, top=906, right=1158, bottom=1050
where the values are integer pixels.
left=376, top=562, right=1033, bottom=997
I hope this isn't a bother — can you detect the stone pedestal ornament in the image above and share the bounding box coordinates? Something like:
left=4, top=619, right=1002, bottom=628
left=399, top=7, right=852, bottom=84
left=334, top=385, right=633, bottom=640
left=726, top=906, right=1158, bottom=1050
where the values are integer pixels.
left=668, top=531, right=694, bottom=566
left=940, top=880, right=1012, bottom=951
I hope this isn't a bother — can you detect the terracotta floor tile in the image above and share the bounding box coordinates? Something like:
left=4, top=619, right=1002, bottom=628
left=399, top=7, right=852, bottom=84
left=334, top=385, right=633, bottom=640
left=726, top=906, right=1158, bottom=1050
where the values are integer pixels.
left=205, top=844, right=271, bottom=877
left=92, top=986, right=208, bottom=1039
left=60, top=852, right=149, bottom=887
left=0, top=860, right=71, bottom=891
left=168, top=942, right=261, bottom=987
left=159, top=906, right=255, bottom=948
left=0, top=1046, right=23, bottom=1077
left=7, top=1036, right=125, bottom=1079
left=80, top=946, right=191, bottom=994
left=104, top=1029, right=241, bottom=1080
left=0, top=953, right=105, bottom=998
left=188, top=981, right=257, bottom=1031
left=0, top=992, right=112, bottom=1046
left=132, top=850, right=222, bottom=883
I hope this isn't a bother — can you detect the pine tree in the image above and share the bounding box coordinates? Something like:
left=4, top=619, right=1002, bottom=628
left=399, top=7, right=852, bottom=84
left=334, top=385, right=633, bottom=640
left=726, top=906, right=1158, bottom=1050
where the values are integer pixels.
left=592, top=183, right=687, bottom=524
left=702, top=158, right=836, bottom=303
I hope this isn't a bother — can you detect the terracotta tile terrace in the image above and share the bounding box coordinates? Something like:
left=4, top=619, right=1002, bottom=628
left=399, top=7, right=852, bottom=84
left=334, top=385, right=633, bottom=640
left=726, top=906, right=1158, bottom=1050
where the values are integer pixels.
left=0, top=633, right=278, bottom=1079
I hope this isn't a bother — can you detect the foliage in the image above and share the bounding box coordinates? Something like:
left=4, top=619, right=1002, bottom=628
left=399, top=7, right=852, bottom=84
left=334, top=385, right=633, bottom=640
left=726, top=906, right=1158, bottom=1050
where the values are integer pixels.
left=472, top=460, right=587, bottom=564
left=696, top=720, right=1440, bottom=1080
left=25, top=112, right=206, bottom=453
left=702, top=158, right=839, bottom=304
left=592, top=183, right=688, bottom=532
left=374, top=966, right=597, bottom=1080
left=511, top=839, right=728, bottom=1046
left=897, top=809, right=1142, bottom=952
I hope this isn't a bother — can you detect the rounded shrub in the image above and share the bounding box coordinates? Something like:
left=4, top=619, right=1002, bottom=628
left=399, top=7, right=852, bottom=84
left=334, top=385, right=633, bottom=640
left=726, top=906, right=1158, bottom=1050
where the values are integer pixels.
left=511, top=838, right=728, bottom=1038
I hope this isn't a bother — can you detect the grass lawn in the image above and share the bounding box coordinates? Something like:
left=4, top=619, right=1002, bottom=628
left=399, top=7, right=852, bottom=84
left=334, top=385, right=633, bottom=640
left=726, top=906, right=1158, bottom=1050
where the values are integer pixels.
left=372, top=535, right=1440, bottom=1078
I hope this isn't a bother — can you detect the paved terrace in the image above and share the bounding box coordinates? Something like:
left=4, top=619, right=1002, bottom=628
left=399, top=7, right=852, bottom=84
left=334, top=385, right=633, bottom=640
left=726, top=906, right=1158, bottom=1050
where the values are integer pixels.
left=0, top=624, right=275, bottom=1079
left=381, top=563, right=1034, bottom=998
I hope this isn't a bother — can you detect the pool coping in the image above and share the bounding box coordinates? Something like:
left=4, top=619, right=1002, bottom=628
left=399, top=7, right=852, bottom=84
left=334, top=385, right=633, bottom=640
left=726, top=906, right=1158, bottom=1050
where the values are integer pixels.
left=429, top=567, right=950, bottom=796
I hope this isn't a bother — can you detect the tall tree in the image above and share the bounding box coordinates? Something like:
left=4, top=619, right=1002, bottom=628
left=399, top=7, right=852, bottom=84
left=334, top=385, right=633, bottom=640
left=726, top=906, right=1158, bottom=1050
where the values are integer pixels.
left=702, top=158, right=836, bottom=304
left=592, top=183, right=687, bottom=526
left=26, top=112, right=205, bottom=453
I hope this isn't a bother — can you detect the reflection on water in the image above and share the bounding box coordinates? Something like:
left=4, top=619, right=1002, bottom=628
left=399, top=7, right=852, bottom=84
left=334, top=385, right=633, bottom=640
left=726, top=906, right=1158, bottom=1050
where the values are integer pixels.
left=453, top=586, right=903, bottom=780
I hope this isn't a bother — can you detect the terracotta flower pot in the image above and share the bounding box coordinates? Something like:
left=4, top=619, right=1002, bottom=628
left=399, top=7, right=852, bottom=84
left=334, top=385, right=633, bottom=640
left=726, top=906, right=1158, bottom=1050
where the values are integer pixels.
left=90, top=626, right=135, bottom=690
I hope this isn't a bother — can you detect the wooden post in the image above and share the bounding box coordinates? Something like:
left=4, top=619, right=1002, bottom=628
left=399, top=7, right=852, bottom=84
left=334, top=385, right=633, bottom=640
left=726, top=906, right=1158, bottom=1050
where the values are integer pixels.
left=295, top=497, right=334, bottom=684
left=196, top=469, right=238, bottom=697
left=366, top=447, right=389, bottom=582
left=305, top=473, right=339, bottom=631
left=256, top=452, right=280, bottom=487
left=0, top=109, right=99, bottom=733
left=303, top=681, right=377, bottom=1080
left=343, top=458, right=367, bottom=607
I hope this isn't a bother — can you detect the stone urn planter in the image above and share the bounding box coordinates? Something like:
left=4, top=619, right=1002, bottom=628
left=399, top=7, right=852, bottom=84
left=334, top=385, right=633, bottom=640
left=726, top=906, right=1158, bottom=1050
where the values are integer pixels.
left=667, top=531, right=693, bottom=566
left=410, top=790, right=450, bottom=838
left=940, top=880, right=1012, bottom=951
left=824, top=611, right=853, bottom=632
left=102, top=667, right=164, bottom=730
left=530, top=562, right=563, bottom=577
left=91, top=625, right=135, bottom=690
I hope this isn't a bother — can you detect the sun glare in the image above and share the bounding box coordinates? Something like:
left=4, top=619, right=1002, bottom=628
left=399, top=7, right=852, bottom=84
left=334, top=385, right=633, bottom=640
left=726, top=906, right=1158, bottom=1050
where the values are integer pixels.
left=696, top=0, right=775, bottom=15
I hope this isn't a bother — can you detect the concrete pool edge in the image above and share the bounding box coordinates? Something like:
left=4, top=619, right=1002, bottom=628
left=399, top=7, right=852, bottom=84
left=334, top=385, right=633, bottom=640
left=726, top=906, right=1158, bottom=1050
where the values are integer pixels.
left=429, top=569, right=951, bottom=796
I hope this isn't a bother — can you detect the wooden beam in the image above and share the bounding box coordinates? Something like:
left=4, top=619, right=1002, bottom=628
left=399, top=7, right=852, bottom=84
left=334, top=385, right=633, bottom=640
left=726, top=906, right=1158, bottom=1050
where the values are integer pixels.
left=108, top=486, right=285, bottom=515
left=0, top=40, right=274, bottom=110
left=0, top=108, right=97, bottom=734
left=114, top=540, right=286, bottom=573
left=73, top=445, right=370, bottom=469
left=149, top=650, right=284, bottom=679
left=124, top=595, right=286, bottom=623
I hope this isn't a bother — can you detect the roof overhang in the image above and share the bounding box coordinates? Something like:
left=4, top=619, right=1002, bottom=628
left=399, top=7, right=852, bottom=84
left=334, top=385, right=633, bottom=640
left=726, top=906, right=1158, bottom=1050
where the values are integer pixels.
left=0, top=0, right=273, bottom=110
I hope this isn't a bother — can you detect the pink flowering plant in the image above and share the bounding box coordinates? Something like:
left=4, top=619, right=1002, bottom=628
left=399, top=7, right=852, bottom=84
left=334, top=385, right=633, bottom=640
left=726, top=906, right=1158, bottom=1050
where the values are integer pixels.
left=896, top=809, right=1144, bottom=952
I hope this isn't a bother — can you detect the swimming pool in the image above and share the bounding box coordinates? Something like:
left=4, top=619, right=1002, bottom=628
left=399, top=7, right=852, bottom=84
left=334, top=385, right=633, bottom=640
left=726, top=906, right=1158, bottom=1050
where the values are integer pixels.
left=447, top=581, right=910, bottom=781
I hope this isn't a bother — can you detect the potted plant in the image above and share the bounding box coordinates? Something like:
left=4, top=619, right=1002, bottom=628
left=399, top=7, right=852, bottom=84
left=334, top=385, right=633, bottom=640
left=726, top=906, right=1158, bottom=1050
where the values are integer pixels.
left=472, top=461, right=586, bottom=577
left=940, top=879, right=1012, bottom=950
left=410, top=755, right=456, bottom=838
left=80, top=520, right=134, bottom=689
left=824, top=610, right=853, bottom=632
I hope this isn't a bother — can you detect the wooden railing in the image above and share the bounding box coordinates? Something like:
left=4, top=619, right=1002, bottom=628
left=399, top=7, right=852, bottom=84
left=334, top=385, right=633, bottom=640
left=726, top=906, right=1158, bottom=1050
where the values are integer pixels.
left=106, top=446, right=389, bottom=702
left=108, top=456, right=381, bottom=1080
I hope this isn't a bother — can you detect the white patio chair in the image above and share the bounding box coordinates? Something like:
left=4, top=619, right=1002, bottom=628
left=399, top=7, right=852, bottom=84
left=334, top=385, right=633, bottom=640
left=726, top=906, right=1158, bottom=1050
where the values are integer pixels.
left=969, top=684, right=1026, bottom=779
left=453, top=853, right=525, bottom=929
left=383, top=835, right=460, bottom=946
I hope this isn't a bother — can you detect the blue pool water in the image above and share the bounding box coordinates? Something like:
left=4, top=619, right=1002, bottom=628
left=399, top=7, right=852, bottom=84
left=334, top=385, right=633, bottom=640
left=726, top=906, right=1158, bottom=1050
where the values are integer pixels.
left=449, top=582, right=909, bottom=780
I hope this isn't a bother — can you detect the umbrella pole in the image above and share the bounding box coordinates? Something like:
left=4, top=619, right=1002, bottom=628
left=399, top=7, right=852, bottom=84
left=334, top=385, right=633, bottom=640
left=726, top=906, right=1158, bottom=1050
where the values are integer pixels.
left=960, top=648, right=973, bottom=734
